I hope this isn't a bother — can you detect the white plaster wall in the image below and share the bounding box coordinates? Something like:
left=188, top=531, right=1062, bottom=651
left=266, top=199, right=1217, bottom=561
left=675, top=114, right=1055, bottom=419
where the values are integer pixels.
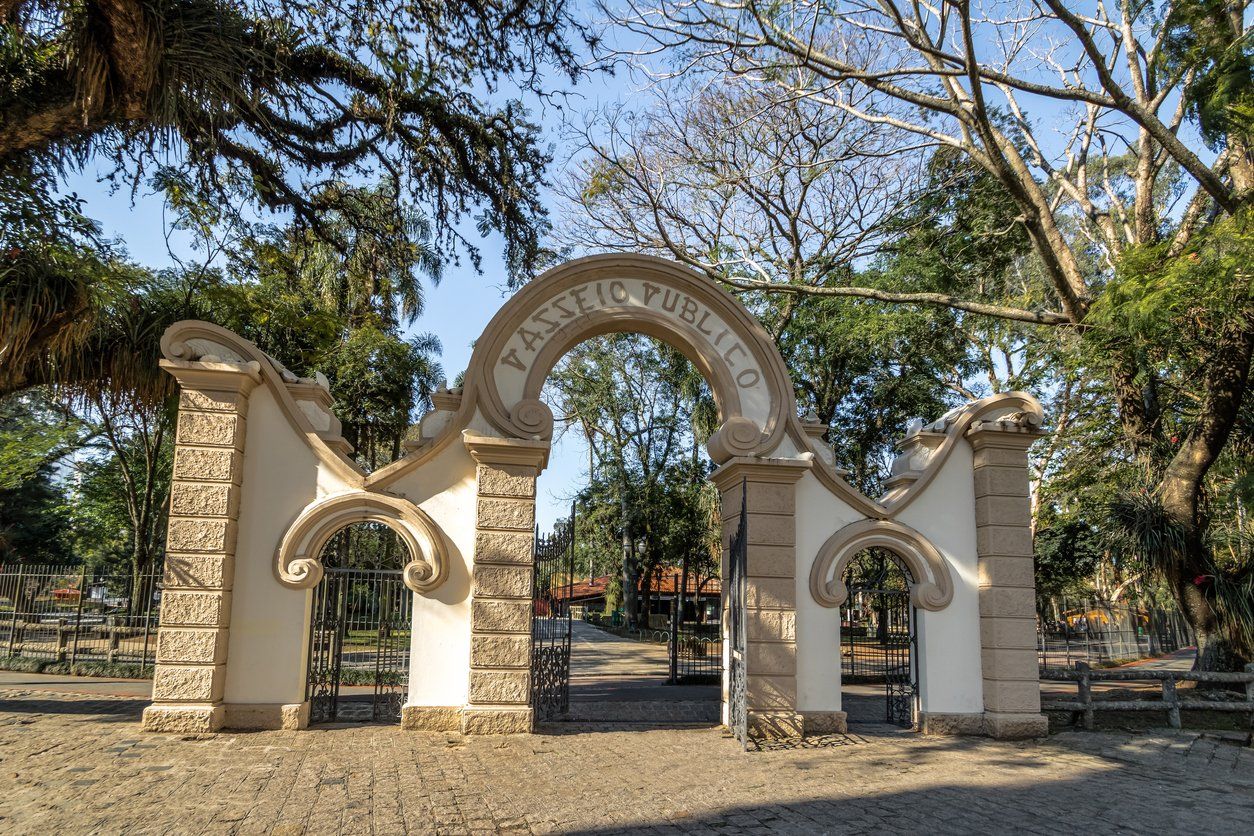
left=894, top=440, right=985, bottom=715
left=389, top=439, right=478, bottom=709
left=793, top=469, right=865, bottom=714
left=224, top=386, right=336, bottom=706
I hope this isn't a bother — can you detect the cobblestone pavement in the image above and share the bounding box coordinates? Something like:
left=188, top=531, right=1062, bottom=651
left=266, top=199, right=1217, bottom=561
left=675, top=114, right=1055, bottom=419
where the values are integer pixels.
left=3, top=690, right=1254, bottom=835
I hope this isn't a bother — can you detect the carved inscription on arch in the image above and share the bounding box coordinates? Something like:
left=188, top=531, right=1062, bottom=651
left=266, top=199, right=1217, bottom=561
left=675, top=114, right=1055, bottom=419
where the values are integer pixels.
left=495, top=277, right=766, bottom=395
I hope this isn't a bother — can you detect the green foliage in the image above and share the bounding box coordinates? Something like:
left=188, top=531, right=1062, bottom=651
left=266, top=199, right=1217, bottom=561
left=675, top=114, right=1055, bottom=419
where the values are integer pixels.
left=1159, top=0, right=1254, bottom=149
left=2, top=0, right=583, bottom=279
left=778, top=294, right=965, bottom=493
left=200, top=190, right=446, bottom=471
left=0, top=393, right=84, bottom=563
left=0, top=393, right=86, bottom=491
left=1034, top=517, right=1105, bottom=599
left=1090, top=212, right=1254, bottom=346
left=66, top=426, right=174, bottom=573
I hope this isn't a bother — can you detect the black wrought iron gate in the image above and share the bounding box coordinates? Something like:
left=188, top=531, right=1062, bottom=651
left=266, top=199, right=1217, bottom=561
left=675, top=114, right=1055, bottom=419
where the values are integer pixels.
left=668, top=572, right=722, bottom=685
left=306, top=567, right=411, bottom=724
left=531, top=513, right=575, bottom=722
left=840, top=551, right=918, bottom=728
left=727, top=481, right=749, bottom=747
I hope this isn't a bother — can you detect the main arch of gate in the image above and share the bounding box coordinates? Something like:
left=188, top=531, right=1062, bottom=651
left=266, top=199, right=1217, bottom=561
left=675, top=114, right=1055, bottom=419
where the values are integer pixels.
left=142, top=253, right=1048, bottom=741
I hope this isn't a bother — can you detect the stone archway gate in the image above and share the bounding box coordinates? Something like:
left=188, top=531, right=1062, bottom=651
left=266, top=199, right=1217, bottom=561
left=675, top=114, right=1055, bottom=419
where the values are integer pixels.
left=143, top=254, right=1048, bottom=741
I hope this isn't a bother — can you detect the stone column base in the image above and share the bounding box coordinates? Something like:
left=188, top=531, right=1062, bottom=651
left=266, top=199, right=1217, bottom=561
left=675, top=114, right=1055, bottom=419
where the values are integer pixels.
left=984, top=711, right=1048, bottom=739
left=918, top=712, right=986, bottom=736
left=801, top=711, right=848, bottom=735
left=222, top=702, right=308, bottom=731
left=402, top=705, right=463, bottom=732
left=461, top=706, right=533, bottom=734
left=748, top=710, right=804, bottom=739
left=142, top=703, right=224, bottom=733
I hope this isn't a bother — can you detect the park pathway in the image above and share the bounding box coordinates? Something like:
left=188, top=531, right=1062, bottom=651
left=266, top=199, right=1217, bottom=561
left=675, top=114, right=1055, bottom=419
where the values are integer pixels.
left=563, top=619, right=720, bottom=725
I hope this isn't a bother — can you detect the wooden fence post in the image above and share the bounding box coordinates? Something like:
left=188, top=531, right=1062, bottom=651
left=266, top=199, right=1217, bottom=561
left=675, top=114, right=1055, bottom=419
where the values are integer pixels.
left=56, top=618, right=69, bottom=663
left=7, top=565, right=25, bottom=658
left=1077, top=661, right=1094, bottom=730
left=1162, top=677, right=1181, bottom=729
left=107, top=616, right=119, bottom=664
left=69, top=566, right=87, bottom=668
left=1245, top=663, right=1254, bottom=734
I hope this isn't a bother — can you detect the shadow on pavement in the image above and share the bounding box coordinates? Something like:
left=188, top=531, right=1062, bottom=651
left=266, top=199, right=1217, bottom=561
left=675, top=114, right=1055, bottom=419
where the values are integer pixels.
left=0, top=695, right=145, bottom=722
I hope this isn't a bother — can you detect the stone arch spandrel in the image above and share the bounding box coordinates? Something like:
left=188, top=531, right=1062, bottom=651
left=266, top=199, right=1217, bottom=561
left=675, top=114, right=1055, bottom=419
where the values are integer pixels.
left=784, top=391, right=1046, bottom=523
left=161, top=320, right=365, bottom=487
left=275, top=492, right=451, bottom=594
left=808, top=518, right=954, bottom=612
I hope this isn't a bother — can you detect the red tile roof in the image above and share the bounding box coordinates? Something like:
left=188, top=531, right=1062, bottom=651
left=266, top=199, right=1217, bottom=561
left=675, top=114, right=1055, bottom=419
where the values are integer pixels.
left=554, top=573, right=720, bottom=601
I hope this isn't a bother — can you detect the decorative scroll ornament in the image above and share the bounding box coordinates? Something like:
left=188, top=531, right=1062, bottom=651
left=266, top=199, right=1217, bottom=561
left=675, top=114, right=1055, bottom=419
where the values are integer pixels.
left=809, top=519, right=954, bottom=611
left=510, top=398, right=555, bottom=438
left=276, top=492, right=450, bottom=594
left=706, top=416, right=765, bottom=463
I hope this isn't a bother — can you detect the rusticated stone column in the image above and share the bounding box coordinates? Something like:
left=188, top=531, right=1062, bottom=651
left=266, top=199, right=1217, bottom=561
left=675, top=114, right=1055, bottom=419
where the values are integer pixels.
left=142, top=360, right=259, bottom=733
left=711, top=456, right=810, bottom=739
left=967, top=419, right=1048, bottom=739
left=461, top=433, right=549, bottom=734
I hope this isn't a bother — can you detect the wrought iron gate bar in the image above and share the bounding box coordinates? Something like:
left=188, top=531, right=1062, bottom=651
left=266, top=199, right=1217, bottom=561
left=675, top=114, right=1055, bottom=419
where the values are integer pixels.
left=306, top=564, right=411, bottom=724
left=839, top=549, right=918, bottom=728
left=727, top=479, right=749, bottom=748
left=531, top=506, right=575, bottom=723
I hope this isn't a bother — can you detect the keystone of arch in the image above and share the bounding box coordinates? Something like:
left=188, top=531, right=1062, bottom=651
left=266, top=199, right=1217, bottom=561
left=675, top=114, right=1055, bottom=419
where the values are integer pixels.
left=808, top=519, right=954, bottom=612
left=275, top=492, right=450, bottom=594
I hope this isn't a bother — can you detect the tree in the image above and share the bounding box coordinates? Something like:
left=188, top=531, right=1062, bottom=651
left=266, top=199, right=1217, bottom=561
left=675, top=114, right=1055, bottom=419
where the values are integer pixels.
left=558, top=77, right=1058, bottom=494
left=610, top=0, right=1254, bottom=668
left=2, top=0, right=585, bottom=398
left=550, top=333, right=719, bottom=627
left=210, top=186, right=446, bottom=471
left=0, top=394, right=84, bottom=564
left=558, top=77, right=926, bottom=319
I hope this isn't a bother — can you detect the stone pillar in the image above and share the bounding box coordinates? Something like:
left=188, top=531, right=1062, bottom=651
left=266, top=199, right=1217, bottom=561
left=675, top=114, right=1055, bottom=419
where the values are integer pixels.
left=461, top=434, right=549, bottom=734
left=967, top=420, right=1048, bottom=739
left=143, top=360, right=259, bottom=733
left=711, top=457, right=810, bottom=739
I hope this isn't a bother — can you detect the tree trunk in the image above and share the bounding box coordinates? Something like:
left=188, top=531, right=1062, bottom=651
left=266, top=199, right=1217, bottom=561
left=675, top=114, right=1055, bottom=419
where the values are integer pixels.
left=621, top=495, right=639, bottom=628
left=1155, top=311, right=1254, bottom=670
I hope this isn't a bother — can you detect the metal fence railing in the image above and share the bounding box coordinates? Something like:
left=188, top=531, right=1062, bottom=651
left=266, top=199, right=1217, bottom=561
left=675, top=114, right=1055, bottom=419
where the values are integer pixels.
left=1037, top=596, right=1196, bottom=671
left=0, top=564, right=163, bottom=674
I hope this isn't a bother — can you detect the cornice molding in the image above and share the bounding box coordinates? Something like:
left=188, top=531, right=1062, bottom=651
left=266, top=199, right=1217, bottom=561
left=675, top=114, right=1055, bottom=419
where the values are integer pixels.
left=462, top=431, right=550, bottom=470
left=709, top=456, right=812, bottom=489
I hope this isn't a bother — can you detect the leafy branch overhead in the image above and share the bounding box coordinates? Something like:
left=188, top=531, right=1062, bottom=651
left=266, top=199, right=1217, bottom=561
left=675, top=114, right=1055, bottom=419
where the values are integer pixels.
left=0, top=0, right=587, bottom=278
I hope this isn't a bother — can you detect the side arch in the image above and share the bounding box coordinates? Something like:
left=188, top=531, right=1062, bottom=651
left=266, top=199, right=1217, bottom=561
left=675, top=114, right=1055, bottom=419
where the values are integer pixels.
left=275, top=492, right=450, bottom=594
left=809, top=519, right=954, bottom=612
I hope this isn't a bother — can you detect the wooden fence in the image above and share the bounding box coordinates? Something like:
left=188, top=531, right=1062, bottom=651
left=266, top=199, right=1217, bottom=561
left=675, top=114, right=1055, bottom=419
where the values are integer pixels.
left=1041, top=661, right=1254, bottom=731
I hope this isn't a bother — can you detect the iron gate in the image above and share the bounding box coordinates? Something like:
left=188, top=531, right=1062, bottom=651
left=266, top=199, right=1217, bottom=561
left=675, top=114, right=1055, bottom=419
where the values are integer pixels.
left=531, top=513, right=575, bottom=722
left=668, top=606, right=722, bottom=684
left=306, top=567, right=411, bottom=724
left=840, top=549, right=917, bottom=728
left=727, top=481, right=749, bottom=747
